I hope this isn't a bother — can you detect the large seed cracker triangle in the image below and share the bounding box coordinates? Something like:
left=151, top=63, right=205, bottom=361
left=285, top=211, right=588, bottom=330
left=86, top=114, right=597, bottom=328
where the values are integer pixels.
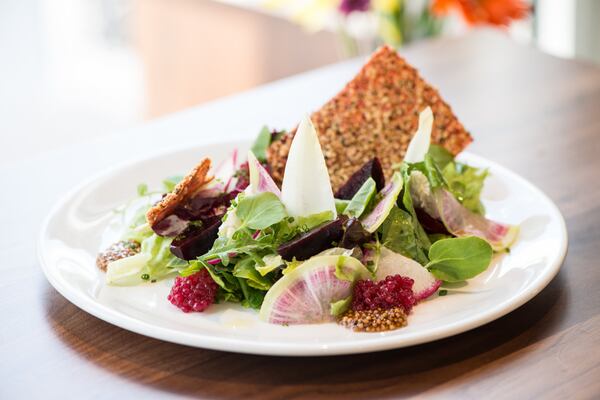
left=267, top=45, right=472, bottom=191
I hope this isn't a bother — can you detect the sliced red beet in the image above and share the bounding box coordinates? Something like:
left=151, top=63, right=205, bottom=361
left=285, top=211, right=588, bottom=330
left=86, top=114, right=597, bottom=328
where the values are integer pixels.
left=277, top=216, right=347, bottom=261
left=170, top=218, right=222, bottom=260
left=335, top=158, right=385, bottom=200
left=415, top=207, right=449, bottom=235
left=339, top=218, right=372, bottom=249
left=151, top=163, right=249, bottom=237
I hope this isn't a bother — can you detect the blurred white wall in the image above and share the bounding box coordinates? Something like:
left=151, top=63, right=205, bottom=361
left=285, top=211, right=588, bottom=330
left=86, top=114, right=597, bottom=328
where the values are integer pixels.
left=536, top=0, right=600, bottom=64
left=0, top=0, right=143, bottom=166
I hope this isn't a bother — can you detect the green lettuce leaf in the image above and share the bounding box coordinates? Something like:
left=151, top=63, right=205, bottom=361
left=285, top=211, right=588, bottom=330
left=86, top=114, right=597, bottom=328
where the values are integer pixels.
left=442, top=162, right=488, bottom=215
left=343, top=178, right=377, bottom=218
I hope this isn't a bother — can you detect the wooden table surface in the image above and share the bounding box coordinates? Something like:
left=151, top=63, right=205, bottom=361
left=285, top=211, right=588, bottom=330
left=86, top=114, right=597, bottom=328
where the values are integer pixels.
left=2, top=30, right=600, bottom=399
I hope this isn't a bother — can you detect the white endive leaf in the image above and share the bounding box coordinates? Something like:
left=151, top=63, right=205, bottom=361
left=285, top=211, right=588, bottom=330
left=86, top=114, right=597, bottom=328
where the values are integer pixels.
left=403, top=106, right=434, bottom=163
left=281, top=115, right=337, bottom=218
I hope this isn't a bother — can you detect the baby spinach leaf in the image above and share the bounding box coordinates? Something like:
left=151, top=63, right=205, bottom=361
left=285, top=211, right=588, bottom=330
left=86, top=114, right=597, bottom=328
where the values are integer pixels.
left=425, top=236, right=492, bottom=282
left=236, top=192, right=287, bottom=229
left=379, top=206, right=429, bottom=265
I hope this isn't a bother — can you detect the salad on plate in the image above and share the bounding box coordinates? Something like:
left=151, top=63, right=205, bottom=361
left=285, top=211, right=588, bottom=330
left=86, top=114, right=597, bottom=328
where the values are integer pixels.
left=97, top=46, right=518, bottom=333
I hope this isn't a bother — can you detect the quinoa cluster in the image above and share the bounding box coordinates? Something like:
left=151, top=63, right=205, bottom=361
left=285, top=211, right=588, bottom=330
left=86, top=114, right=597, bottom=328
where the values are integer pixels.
left=340, top=307, right=408, bottom=332
left=96, top=240, right=141, bottom=271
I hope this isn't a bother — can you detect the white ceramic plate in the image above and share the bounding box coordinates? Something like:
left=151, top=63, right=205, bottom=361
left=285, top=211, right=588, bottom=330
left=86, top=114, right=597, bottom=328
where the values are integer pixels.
left=38, top=141, right=567, bottom=356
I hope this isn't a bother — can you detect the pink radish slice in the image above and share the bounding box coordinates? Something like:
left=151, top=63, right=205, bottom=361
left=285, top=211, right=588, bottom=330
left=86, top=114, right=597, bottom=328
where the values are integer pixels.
left=259, top=255, right=370, bottom=325
left=212, top=149, right=241, bottom=192
left=248, top=151, right=281, bottom=196
left=361, top=172, right=403, bottom=233
left=436, top=189, right=519, bottom=251
left=373, top=247, right=441, bottom=301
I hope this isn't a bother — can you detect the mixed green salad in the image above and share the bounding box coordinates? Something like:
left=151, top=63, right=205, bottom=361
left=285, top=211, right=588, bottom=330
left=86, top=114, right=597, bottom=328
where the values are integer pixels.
left=98, top=108, right=518, bottom=331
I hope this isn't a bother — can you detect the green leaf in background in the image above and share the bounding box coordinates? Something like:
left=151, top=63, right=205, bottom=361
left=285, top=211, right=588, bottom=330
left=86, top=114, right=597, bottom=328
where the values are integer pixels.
left=379, top=206, right=429, bottom=265
left=344, top=178, right=377, bottom=218
left=330, top=296, right=352, bottom=317
left=162, top=175, right=183, bottom=193
left=425, top=236, right=493, bottom=282
left=250, top=126, right=271, bottom=162
left=137, top=183, right=148, bottom=197
left=442, top=162, right=488, bottom=215
left=236, top=192, right=287, bottom=229
left=335, top=199, right=350, bottom=214
left=427, top=144, right=454, bottom=169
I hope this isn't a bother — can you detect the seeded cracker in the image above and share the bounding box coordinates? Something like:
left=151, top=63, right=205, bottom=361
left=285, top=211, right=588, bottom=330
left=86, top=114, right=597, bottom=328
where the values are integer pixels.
left=267, top=45, right=472, bottom=191
left=146, top=158, right=212, bottom=227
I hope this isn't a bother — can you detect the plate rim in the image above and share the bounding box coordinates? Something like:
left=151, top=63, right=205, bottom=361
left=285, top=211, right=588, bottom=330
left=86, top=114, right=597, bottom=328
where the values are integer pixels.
left=38, top=145, right=568, bottom=356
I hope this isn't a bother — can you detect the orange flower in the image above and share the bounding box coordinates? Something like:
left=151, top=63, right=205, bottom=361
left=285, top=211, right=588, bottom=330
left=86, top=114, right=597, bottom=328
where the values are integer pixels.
left=431, top=0, right=529, bottom=26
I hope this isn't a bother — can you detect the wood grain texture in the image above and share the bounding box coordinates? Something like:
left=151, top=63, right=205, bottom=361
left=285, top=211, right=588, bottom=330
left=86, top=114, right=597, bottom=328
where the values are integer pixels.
left=2, top=30, right=600, bottom=399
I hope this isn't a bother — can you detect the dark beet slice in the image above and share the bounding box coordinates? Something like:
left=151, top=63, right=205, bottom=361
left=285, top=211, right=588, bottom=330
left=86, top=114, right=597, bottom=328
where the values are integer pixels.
left=415, top=207, right=449, bottom=235
left=339, top=218, right=372, bottom=249
left=335, top=158, right=385, bottom=200
left=152, top=214, right=190, bottom=237
left=170, top=218, right=222, bottom=260
left=277, top=216, right=348, bottom=261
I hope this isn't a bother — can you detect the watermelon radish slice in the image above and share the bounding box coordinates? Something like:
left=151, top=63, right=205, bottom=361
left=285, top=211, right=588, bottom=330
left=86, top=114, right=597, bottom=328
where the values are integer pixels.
left=373, top=247, right=441, bottom=301
left=403, top=107, right=434, bottom=164
left=435, top=189, right=519, bottom=251
left=409, top=171, right=518, bottom=251
left=281, top=115, right=337, bottom=218
left=247, top=151, right=281, bottom=196
left=212, top=149, right=241, bottom=192
left=259, top=255, right=370, bottom=325
left=361, top=172, right=403, bottom=233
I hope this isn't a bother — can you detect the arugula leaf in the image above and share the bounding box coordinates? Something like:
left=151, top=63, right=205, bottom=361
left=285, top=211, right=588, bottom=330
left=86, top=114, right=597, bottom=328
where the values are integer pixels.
left=442, top=162, right=488, bottom=215
left=250, top=126, right=271, bottom=162
left=343, top=178, right=377, bottom=218
left=379, top=206, right=429, bottom=265
left=330, top=296, right=352, bottom=317
left=238, top=278, right=266, bottom=309
left=425, top=236, right=492, bottom=282
left=236, top=192, right=287, bottom=229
